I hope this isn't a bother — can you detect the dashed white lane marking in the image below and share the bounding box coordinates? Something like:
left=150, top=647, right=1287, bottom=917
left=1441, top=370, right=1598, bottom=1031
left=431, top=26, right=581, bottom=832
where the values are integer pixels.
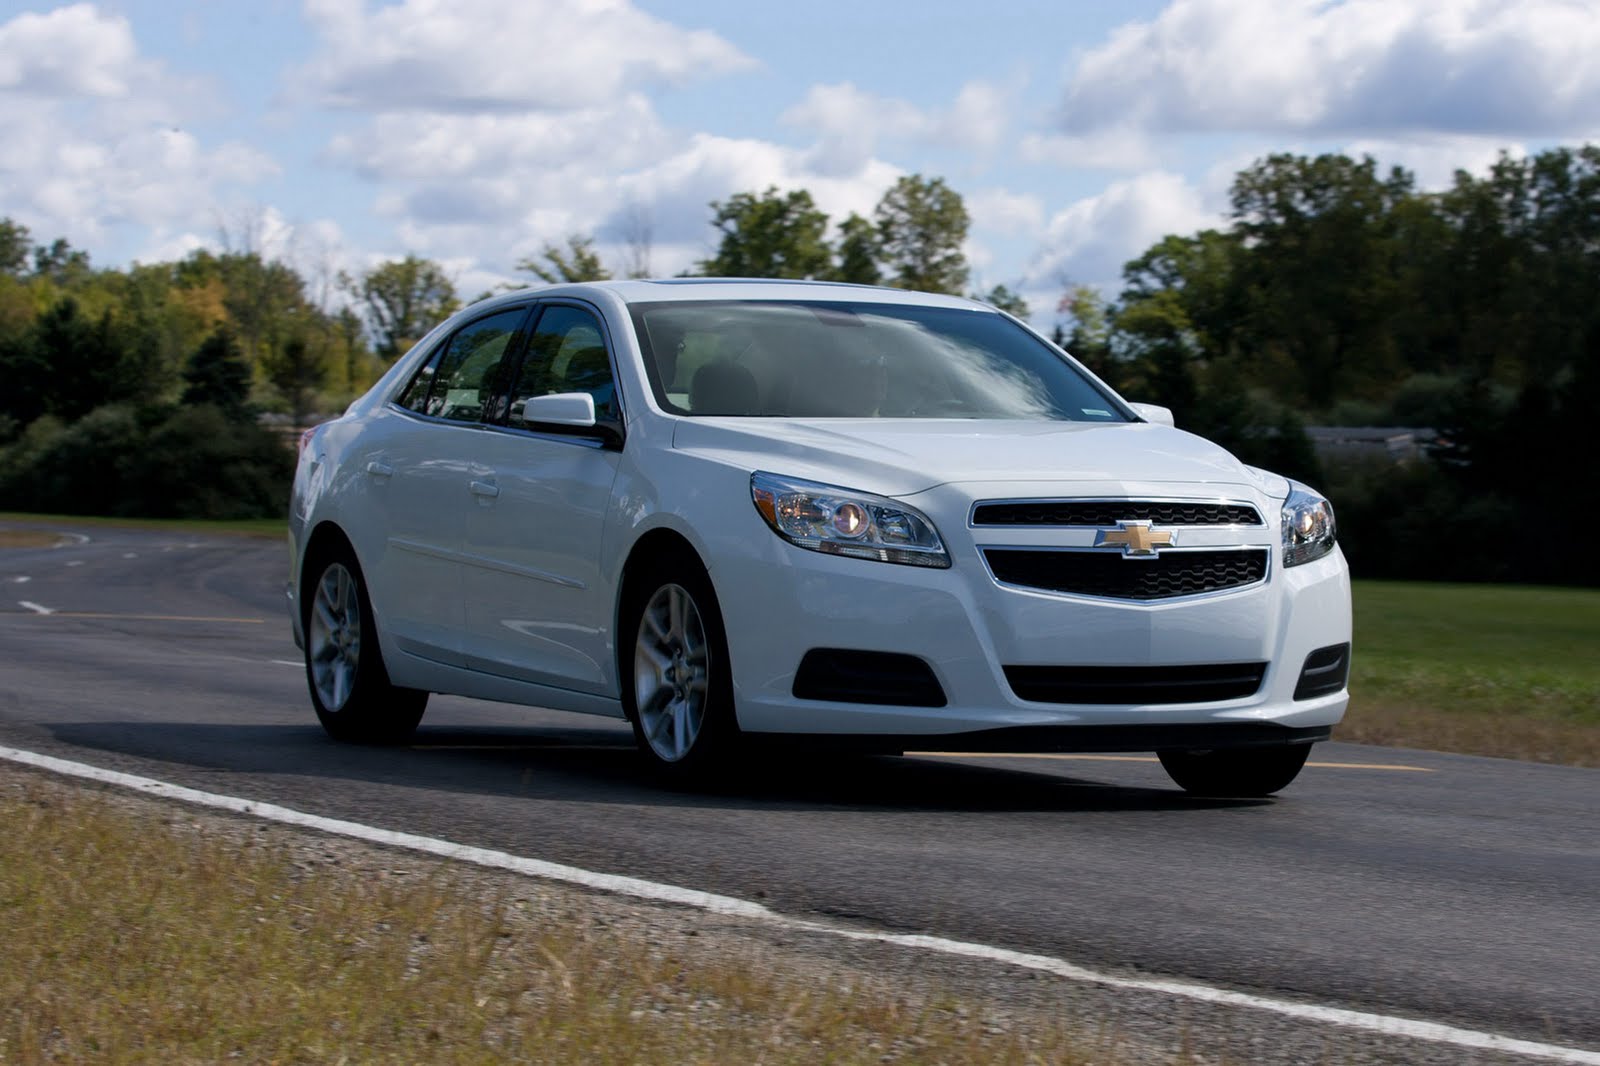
left=0, top=744, right=1592, bottom=1064
left=5, top=575, right=28, bottom=583
left=122, top=552, right=138, bottom=559
left=17, top=600, right=54, bottom=615
left=65, top=561, right=83, bottom=567
left=55, top=532, right=90, bottom=547
left=270, top=659, right=301, bottom=667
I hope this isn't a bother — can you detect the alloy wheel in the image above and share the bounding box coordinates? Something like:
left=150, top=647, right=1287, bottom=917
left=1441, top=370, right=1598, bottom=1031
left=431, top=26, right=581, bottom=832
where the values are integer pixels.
left=309, top=562, right=361, bottom=712
left=633, top=583, right=710, bottom=762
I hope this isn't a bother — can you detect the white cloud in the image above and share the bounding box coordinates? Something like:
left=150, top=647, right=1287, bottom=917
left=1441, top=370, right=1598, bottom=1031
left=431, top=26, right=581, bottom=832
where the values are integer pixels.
left=324, top=94, right=672, bottom=181
left=783, top=79, right=1011, bottom=176
left=0, top=3, right=140, bottom=97
left=299, top=0, right=752, bottom=113
left=1026, top=171, right=1219, bottom=289
left=0, top=5, right=273, bottom=251
left=1019, top=128, right=1157, bottom=171
left=1059, top=0, right=1600, bottom=138
left=967, top=188, right=1045, bottom=236
left=0, top=110, right=278, bottom=246
left=1340, top=134, right=1526, bottom=190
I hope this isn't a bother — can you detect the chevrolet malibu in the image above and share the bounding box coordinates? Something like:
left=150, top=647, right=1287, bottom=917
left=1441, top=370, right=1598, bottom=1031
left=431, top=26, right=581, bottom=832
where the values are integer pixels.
left=288, top=279, right=1350, bottom=796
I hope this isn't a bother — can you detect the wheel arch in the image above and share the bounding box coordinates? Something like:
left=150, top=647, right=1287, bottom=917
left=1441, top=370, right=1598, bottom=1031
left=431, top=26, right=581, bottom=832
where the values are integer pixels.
left=299, top=521, right=359, bottom=629
left=612, top=526, right=712, bottom=689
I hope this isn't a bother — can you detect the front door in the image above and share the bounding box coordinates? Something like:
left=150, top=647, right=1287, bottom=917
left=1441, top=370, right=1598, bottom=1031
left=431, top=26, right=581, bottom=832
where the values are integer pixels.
left=358, top=306, right=531, bottom=665
left=461, top=303, right=624, bottom=694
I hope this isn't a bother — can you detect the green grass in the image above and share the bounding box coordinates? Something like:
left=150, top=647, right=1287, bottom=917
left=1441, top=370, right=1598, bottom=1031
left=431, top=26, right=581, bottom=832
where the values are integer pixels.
left=0, top=511, right=285, bottom=538
left=1345, top=581, right=1600, bottom=764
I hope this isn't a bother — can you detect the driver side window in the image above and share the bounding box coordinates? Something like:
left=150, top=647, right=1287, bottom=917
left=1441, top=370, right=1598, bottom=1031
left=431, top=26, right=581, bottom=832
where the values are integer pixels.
left=505, top=305, right=618, bottom=430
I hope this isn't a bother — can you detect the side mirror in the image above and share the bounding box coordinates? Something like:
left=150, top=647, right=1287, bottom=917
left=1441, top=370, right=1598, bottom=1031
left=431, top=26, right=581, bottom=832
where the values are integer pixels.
left=517, top=392, right=596, bottom=428
left=1128, top=402, right=1175, bottom=427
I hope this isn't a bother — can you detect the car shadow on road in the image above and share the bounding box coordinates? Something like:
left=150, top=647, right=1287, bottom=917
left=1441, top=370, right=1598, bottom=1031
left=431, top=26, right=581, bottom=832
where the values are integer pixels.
left=42, top=720, right=1269, bottom=814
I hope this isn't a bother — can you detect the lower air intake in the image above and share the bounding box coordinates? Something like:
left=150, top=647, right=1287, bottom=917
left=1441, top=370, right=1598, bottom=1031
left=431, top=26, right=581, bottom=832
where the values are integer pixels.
left=793, top=649, right=947, bottom=707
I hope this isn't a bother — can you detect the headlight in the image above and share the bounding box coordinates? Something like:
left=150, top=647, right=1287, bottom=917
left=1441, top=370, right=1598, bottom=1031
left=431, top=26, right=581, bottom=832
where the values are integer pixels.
left=750, top=472, right=950, bottom=568
left=1281, top=481, right=1337, bottom=567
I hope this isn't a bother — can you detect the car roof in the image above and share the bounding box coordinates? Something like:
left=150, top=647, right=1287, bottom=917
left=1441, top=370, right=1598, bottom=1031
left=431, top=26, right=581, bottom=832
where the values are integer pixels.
left=477, top=278, right=997, bottom=311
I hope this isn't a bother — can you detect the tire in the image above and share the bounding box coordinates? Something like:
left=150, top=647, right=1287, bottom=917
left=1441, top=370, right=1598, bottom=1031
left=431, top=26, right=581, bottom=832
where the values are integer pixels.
left=303, top=545, right=427, bottom=744
left=620, top=551, right=739, bottom=777
left=1158, top=744, right=1311, bottom=797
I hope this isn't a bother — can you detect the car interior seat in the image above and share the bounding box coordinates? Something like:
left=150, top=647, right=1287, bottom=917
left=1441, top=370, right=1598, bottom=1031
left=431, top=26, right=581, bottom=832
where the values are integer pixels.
left=689, top=359, right=760, bottom=415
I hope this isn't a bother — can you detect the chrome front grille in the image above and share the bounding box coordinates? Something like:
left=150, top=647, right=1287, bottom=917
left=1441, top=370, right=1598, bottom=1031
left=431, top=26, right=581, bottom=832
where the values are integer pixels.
left=972, top=500, right=1263, bottom=527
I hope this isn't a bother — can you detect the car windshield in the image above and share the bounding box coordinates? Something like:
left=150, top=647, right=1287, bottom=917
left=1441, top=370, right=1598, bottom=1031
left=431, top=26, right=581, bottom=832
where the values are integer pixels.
left=629, top=300, right=1129, bottom=421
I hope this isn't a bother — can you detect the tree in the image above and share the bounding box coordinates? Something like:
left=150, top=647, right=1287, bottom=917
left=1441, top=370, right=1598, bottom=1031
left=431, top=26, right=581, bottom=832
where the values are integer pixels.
left=182, top=328, right=253, bottom=415
left=615, top=201, right=655, bottom=279
left=344, top=255, right=458, bottom=361
left=32, top=238, right=91, bottom=286
left=0, top=218, right=30, bottom=275
left=831, top=213, right=881, bottom=285
left=977, top=284, right=1029, bottom=318
left=518, top=235, right=612, bottom=284
left=699, top=186, right=832, bottom=279
left=875, top=174, right=970, bottom=294
left=1227, top=153, right=1413, bottom=405
left=1055, top=284, right=1120, bottom=387
left=262, top=335, right=328, bottom=426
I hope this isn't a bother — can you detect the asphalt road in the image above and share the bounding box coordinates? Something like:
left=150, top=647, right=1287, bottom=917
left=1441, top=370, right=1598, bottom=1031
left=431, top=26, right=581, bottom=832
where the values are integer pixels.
left=1, top=523, right=1596, bottom=1053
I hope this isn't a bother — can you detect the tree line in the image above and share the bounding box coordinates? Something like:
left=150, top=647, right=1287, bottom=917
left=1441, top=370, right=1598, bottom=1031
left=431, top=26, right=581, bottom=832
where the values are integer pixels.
left=2, top=147, right=1596, bottom=585
left=1055, top=147, right=1600, bottom=585
left=0, top=221, right=462, bottom=518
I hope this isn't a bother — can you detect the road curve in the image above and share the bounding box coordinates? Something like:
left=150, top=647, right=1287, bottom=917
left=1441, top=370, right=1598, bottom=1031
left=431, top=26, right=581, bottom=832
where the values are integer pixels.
left=1, top=523, right=1596, bottom=1052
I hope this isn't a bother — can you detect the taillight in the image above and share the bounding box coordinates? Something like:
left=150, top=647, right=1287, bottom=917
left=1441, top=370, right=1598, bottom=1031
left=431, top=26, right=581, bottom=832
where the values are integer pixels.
left=297, top=426, right=319, bottom=457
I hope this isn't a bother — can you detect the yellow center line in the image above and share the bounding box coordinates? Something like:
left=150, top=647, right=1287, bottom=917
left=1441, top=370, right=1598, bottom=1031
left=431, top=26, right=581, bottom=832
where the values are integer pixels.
left=912, top=752, right=1435, bottom=772
left=6, top=611, right=266, bottom=624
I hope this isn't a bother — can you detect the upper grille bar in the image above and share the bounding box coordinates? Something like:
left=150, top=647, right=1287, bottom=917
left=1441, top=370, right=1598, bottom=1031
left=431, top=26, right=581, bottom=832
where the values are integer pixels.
left=972, top=500, right=1263, bottom=527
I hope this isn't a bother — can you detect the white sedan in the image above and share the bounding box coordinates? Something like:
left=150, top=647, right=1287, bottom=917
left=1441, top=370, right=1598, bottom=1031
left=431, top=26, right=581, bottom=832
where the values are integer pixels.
left=288, top=279, right=1350, bottom=795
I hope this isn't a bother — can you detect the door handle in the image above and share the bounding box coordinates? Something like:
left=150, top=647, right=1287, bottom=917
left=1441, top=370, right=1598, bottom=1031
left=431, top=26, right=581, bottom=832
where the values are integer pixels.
left=469, top=480, right=500, bottom=499
left=365, top=461, right=394, bottom=477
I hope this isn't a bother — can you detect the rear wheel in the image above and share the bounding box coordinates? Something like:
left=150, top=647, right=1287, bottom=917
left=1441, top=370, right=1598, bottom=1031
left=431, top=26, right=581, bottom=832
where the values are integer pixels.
left=304, top=546, right=427, bottom=743
left=1158, top=745, right=1311, bottom=797
left=622, top=553, right=738, bottom=777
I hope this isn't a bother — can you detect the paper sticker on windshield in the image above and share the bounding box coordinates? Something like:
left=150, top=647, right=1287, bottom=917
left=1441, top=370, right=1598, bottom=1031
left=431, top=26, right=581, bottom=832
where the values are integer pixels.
left=1081, top=408, right=1112, bottom=418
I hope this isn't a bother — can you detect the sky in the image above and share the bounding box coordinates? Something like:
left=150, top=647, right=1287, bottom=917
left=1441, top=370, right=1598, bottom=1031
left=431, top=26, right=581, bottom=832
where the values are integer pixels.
left=2, top=0, right=1598, bottom=321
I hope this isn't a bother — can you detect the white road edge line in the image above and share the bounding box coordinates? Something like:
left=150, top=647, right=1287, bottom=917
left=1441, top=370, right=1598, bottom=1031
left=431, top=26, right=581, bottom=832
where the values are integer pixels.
left=270, top=659, right=302, bottom=667
left=0, top=743, right=1593, bottom=1065
left=17, top=600, right=54, bottom=615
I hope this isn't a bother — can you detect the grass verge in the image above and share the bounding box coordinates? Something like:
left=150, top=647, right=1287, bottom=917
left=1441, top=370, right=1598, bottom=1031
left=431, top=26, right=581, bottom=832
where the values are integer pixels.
left=0, top=511, right=285, bottom=538
left=1345, top=580, right=1600, bottom=766
left=1, top=774, right=1117, bottom=1065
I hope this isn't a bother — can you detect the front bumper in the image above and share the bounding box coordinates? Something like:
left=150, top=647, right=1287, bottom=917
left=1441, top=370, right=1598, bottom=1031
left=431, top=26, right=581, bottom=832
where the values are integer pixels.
left=709, top=483, right=1351, bottom=745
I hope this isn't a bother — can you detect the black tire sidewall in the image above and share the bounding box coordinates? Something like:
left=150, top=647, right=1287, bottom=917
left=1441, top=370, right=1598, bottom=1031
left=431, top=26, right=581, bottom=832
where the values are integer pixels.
left=303, top=545, right=424, bottom=743
left=1158, top=745, right=1311, bottom=797
left=621, top=552, right=739, bottom=774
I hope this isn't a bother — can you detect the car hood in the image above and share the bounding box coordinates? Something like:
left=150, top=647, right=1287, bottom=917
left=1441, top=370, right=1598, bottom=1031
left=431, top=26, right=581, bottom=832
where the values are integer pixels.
left=672, top=418, right=1257, bottom=497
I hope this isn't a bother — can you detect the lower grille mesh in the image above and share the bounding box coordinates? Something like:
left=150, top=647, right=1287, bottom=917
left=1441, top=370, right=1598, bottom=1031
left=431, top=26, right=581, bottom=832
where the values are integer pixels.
left=1005, top=663, right=1268, bottom=704
left=985, top=548, right=1268, bottom=600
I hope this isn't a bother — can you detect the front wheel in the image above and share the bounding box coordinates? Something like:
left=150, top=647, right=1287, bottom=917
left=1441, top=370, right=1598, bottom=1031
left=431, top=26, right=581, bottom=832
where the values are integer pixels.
left=1158, top=745, right=1311, bottom=797
left=304, top=548, right=427, bottom=744
left=622, top=555, right=738, bottom=777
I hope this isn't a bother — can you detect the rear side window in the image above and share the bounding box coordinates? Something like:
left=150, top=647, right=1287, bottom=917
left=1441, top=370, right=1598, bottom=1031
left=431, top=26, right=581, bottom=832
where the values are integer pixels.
left=504, top=305, right=618, bottom=429
left=395, top=308, right=529, bottom=422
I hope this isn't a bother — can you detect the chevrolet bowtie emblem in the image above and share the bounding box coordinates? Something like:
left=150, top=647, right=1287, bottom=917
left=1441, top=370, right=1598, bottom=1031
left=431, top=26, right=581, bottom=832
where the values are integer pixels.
left=1095, top=520, right=1175, bottom=557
